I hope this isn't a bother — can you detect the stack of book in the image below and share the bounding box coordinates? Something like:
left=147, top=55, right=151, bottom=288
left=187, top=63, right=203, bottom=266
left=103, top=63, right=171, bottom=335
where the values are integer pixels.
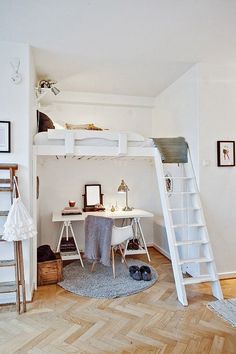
left=60, top=237, right=76, bottom=252
left=61, top=207, right=82, bottom=215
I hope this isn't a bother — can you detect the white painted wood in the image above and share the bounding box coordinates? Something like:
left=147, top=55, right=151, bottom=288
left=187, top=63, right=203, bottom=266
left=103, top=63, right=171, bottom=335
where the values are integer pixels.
left=47, top=129, right=145, bottom=142
left=52, top=209, right=153, bottom=262
left=64, top=130, right=75, bottom=154
left=52, top=209, right=153, bottom=222
left=154, top=149, right=188, bottom=306
left=153, top=146, right=223, bottom=306
left=118, top=133, right=127, bottom=155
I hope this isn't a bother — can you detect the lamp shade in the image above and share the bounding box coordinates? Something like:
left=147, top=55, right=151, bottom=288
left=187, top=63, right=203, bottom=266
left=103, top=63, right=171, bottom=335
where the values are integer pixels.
left=118, top=179, right=129, bottom=193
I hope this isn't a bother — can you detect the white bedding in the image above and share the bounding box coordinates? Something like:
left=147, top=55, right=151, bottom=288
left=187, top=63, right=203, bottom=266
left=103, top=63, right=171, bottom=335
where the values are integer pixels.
left=34, top=132, right=154, bottom=147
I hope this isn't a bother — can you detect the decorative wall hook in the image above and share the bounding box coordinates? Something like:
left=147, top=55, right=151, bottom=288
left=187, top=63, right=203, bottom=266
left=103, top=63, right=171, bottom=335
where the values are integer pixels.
left=10, top=58, right=22, bottom=84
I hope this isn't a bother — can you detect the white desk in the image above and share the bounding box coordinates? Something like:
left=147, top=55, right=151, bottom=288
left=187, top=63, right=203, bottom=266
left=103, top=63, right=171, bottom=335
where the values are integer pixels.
left=52, top=209, right=154, bottom=262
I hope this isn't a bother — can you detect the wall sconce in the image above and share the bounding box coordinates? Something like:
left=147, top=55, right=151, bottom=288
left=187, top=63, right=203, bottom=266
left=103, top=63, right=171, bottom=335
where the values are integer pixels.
left=38, top=79, right=60, bottom=95
left=117, top=179, right=133, bottom=211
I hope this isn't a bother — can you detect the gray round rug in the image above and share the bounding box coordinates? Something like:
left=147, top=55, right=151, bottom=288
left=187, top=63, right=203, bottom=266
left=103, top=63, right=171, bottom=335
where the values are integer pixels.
left=58, top=258, right=158, bottom=299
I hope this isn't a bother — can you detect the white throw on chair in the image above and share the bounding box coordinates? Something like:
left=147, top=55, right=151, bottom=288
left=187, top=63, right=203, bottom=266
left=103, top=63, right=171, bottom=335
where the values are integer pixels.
left=91, top=224, right=133, bottom=278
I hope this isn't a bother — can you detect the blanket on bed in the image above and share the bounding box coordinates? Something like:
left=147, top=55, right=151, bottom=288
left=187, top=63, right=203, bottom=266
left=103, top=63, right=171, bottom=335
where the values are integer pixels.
left=152, top=137, right=188, bottom=163
left=84, top=215, right=113, bottom=266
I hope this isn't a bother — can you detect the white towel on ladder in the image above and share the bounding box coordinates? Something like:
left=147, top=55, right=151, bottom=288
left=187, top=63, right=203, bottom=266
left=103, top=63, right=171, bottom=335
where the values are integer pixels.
left=3, top=177, right=37, bottom=241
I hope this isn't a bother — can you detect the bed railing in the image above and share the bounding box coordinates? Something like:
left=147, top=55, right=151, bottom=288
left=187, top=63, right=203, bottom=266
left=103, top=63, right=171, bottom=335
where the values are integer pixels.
left=46, top=129, right=145, bottom=155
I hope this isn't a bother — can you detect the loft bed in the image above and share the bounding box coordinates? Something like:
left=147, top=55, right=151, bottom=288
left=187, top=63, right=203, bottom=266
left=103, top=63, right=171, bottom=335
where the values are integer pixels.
left=32, top=129, right=160, bottom=291
left=33, top=129, right=156, bottom=157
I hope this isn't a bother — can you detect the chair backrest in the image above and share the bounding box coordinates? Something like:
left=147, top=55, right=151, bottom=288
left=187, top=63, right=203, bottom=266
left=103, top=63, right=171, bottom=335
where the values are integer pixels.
left=111, top=225, right=133, bottom=246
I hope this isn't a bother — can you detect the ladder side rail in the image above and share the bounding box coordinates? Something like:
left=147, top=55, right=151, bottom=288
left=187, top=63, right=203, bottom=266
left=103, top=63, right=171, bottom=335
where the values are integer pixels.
left=187, top=149, right=223, bottom=299
left=182, top=161, right=202, bottom=276
left=154, top=150, right=188, bottom=306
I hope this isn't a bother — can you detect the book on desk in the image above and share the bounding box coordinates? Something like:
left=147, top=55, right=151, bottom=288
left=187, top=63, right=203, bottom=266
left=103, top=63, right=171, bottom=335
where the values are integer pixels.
left=61, top=207, right=82, bottom=215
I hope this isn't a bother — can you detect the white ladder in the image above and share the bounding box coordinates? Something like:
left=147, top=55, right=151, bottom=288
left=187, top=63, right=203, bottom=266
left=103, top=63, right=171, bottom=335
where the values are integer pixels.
left=154, top=148, right=223, bottom=306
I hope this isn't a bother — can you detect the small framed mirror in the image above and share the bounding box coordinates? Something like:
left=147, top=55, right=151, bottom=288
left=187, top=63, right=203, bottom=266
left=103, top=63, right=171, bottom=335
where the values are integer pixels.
left=83, top=184, right=105, bottom=211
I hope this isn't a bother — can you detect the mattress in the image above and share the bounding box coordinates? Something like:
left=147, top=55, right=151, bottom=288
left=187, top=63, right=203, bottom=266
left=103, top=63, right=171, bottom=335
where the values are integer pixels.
left=34, top=132, right=154, bottom=147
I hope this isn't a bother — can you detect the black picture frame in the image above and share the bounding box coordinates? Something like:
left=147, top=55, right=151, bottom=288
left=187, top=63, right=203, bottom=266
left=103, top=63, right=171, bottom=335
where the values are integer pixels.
left=0, top=121, right=11, bottom=153
left=217, top=140, right=235, bottom=167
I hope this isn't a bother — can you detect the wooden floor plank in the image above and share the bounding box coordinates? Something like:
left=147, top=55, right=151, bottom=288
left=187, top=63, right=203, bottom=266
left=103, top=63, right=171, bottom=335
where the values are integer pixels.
left=0, top=248, right=236, bottom=353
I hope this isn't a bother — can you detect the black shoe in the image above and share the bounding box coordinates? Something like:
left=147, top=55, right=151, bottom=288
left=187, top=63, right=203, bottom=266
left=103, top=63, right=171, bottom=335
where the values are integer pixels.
left=140, top=265, right=152, bottom=281
left=131, top=269, right=142, bottom=281
left=129, top=265, right=142, bottom=280
left=129, top=265, right=139, bottom=275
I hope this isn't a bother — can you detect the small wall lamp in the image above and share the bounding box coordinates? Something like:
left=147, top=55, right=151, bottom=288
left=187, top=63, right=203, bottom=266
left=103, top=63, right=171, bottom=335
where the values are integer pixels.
left=37, top=79, right=60, bottom=95
left=117, top=179, right=133, bottom=211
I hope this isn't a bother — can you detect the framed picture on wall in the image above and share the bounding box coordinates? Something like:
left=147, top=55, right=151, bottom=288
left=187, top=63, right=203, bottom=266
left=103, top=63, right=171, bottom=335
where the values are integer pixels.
left=217, top=141, right=235, bottom=167
left=0, top=121, right=11, bottom=153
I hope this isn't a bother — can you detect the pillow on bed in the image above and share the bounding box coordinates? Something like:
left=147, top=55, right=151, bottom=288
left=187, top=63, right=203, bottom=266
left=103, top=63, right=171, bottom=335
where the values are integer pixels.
left=65, top=123, right=103, bottom=131
left=37, top=111, right=55, bottom=132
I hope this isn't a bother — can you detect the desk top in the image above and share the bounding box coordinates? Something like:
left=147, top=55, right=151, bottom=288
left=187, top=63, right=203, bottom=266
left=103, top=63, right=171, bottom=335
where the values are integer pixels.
left=52, top=209, right=154, bottom=222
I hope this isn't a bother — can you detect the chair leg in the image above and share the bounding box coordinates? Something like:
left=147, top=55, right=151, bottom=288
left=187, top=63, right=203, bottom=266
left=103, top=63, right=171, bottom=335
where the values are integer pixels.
left=111, top=247, right=115, bottom=278
left=91, top=261, right=96, bottom=272
left=118, top=245, right=128, bottom=268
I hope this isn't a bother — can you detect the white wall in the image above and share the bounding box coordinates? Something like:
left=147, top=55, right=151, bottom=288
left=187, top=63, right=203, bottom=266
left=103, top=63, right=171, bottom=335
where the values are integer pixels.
left=0, top=41, right=36, bottom=303
left=39, top=91, right=154, bottom=137
left=151, top=65, right=199, bottom=226
left=152, top=63, right=236, bottom=277
left=198, top=63, right=236, bottom=277
left=37, top=94, right=159, bottom=252
left=152, top=65, right=199, bottom=177
left=38, top=157, right=158, bottom=250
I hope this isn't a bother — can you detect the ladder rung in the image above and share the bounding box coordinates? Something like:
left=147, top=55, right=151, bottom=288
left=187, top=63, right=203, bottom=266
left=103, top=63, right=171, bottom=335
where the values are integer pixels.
left=163, top=176, right=193, bottom=180
left=0, top=281, right=17, bottom=293
left=0, top=210, right=9, bottom=217
left=183, top=276, right=217, bottom=285
left=175, top=240, right=208, bottom=246
left=0, top=187, right=13, bottom=192
left=168, top=207, right=200, bottom=211
left=0, top=178, right=11, bottom=184
left=179, top=257, right=213, bottom=265
left=0, top=259, right=16, bottom=267
left=172, top=224, right=205, bottom=228
left=167, top=192, right=197, bottom=195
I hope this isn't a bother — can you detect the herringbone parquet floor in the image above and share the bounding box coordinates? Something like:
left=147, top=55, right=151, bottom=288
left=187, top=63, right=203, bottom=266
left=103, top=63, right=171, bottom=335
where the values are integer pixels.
left=0, top=248, right=236, bottom=354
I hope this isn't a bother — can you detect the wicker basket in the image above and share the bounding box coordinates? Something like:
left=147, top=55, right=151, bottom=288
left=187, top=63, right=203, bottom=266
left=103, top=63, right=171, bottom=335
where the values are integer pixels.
left=37, top=253, right=63, bottom=286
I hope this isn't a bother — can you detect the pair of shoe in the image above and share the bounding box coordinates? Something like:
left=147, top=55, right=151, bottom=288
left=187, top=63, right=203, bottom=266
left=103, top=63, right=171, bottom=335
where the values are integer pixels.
left=127, top=239, right=140, bottom=250
left=129, top=265, right=152, bottom=281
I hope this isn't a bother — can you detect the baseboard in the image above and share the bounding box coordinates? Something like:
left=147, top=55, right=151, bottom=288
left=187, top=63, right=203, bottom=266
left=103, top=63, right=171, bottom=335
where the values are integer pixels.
left=218, top=271, right=236, bottom=280
left=0, top=293, right=16, bottom=305
left=0, top=283, right=34, bottom=305
left=148, top=242, right=171, bottom=260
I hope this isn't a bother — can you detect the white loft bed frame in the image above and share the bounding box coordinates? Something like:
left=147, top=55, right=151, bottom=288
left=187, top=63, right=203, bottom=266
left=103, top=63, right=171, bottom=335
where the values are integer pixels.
left=32, top=129, right=159, bottom=290
left=33, top=129, right=156, bottom=157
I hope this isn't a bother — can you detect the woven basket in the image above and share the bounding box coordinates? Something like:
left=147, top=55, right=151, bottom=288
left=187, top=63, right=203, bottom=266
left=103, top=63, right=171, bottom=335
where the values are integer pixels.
left=37, top=253, right=63, bottom=286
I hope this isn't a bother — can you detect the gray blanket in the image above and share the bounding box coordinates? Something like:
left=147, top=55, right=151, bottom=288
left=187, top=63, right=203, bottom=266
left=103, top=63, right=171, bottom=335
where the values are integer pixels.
left=152, top=137, right=188, bottom=163
left=84, top=215, right=113, bottom=266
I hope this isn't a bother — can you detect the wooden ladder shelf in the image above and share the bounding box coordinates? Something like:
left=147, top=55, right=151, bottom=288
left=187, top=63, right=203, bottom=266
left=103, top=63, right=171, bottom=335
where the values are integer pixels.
left=0, top=164, right=26, bottom=313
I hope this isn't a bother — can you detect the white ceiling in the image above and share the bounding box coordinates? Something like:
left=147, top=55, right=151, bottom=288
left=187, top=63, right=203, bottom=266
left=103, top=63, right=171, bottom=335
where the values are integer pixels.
left=1, top=0, right=236, bottom=97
